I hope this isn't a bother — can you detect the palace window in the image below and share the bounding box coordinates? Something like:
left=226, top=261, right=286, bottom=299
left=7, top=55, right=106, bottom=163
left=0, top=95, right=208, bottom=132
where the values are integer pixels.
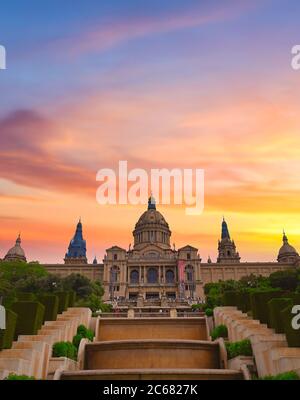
left=147, top=267, right=158, bottom=283
left=185, top=265, right=194, bottom=282
left=166, top=269, right=175, bottom=283
left=130, top=269, right=139, bottom=284
left=110, top=266, right=119, bottom=282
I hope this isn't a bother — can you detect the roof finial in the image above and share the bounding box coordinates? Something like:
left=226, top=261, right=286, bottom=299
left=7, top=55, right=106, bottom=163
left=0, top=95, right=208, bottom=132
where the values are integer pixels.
left=148, top=193, right=156, bottom=210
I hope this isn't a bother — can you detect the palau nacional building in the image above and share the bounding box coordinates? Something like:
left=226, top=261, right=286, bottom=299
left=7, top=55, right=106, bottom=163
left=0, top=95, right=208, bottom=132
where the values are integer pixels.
left=1, top=196, right=299, bottom=305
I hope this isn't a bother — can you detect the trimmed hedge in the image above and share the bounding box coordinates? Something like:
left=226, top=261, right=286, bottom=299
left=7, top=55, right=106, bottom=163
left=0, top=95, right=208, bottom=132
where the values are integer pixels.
left=0, top=309, right=18, bottom=350
left=211, top=324, right=228, bottom=341
left=37, top=294, right=59, bottom=322
left=225, top=339, right=253, bottom=360
left=222, top=291, right=238, bottom=307
left=16, top=292, right=35, bottom=301
left=68, top=290, right=76, bottom=307
left=11, top=301, right=45, bottom=339
left=281, top=305, right=300, bottom=347
left=268, top=298, right=293, bottom=334
left=52, top=341, right=77, bottom=361
left=236, top=290, right=251, bottom=313
left=291, top=293, right=300, bottom=305
left=55, top=292, right=70, bottom=314
left=2, top=295, right=17, bottom=309
left=250, top=290, right=283, bottom=325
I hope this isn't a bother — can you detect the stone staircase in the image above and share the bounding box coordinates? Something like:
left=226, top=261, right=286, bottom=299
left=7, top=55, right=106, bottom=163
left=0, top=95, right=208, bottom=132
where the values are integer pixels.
left=0, top=307, right=91, bottom=379
left=58, top=316, right=244, bottom=380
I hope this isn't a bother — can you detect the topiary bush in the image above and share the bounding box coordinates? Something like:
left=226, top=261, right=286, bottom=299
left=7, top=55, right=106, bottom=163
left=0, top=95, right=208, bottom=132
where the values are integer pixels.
left=211, top=324, right=228, bottom=341
left=11, top=301, right=45, bottom=339
left=225, top=339, right=253, bottom=360
left=281, top=305, right=300, bottom=347
left=52, top=341, right=77, bottom=361
left=0, top=309, right=18, bottom=349
left=268, top=298, right=293, bottom=333
left=250, top=290, right=283, bottom=325
left=37, top=294, right=59, bottom=322
left=222, top=291, right=238, bottom=307
left=68, top=290, right=76, bottom=307
left=72, top=324, right=94, bottom=349
left=236, top=290, right=252, bottom=313
left=205, top=308, right=214, bottom=317
left=55, top=292, right=70, bottom=314
left=16, top=292, right=35, bottom=301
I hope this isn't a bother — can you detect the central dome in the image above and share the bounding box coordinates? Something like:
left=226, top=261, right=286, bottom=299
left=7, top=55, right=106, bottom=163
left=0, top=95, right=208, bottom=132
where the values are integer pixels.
left=133, top=196, right=171, bottom=250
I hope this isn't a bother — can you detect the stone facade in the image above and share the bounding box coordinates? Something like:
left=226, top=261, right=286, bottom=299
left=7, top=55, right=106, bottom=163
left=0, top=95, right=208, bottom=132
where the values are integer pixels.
left=3, top=198, right=298, bottom=302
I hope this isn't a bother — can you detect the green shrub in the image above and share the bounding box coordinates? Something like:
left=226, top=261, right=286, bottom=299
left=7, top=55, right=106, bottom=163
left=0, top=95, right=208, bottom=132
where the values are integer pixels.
left=5, top=373, right=35, bottom=380
left=260, top=371, right=299, bottom=380
left=269, top=269, right=299, bottom=291
left=205, top=308, right=214, bottom=317
left=225, top=339, right=253, bottom=360
left=16, top=292, right=35, bottom=301
left=68, top=290, right=76, bottom=307
left=0, top=309, right=18, bottom=349
left=281, top=305, right=300, bottom=347
left=55, top=292, right=70, bottom=313
left=72, top=324, right=94, bottom=348
left=11, top=301, right=45, bottom=339
left=37, top=294, right=59, bottom=322
left=52, top=341, right=77, bottom=361
left=211, top=324, right=228, bottom=341
left=268, top=298, right=293, bottom=333
left=250, top=290, right=283, bottom=325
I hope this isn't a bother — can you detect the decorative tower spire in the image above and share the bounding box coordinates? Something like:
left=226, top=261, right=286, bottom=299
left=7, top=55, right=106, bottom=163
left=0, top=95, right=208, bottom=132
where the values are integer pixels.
left=221, top=217, right=230, bottom=240
left=64, top=219, right=87, bottom=265
left=148, top=194, right=156, bottom=210
left=217, top=217, right=240, bottom=264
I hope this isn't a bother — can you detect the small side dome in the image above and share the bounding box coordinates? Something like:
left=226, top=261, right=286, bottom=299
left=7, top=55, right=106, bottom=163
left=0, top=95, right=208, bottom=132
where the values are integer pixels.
left=277, top=231, right=299, bottom=263
left=4, top=234, right=27, bottom=262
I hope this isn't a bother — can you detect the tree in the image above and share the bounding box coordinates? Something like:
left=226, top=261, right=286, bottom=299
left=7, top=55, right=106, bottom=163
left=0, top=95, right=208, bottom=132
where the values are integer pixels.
left=269, top=269, right=299, bottom=291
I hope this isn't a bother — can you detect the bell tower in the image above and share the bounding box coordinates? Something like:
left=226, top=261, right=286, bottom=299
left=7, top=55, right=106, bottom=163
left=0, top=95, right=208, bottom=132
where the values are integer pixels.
left=217, top=218, right=240, bottom=264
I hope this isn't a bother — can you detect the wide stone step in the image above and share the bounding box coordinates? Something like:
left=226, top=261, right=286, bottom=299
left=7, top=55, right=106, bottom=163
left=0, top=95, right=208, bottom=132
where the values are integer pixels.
left=83, top=340, right=220, bottom=370
left=96, top=317, right=207, bottom=342
left=59, top=368, right=243, bottom=380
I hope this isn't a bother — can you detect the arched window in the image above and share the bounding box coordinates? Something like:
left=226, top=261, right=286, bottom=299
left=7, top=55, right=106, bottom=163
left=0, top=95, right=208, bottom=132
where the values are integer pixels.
left=166, top=269, right=175, bottom=283
left=227, top=250, right=231, bottom=256
left=130, top=269, right=139, bottom=284
left=185, top=265, right=194, bottom=282
left=147, top=267, right=158, bottom=283
left=110, top=266, right=119, bottom=283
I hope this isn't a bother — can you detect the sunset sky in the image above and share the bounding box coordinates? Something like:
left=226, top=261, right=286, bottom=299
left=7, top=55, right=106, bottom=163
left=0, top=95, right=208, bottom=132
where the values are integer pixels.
left=1, top=0, right=300, bottom=263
